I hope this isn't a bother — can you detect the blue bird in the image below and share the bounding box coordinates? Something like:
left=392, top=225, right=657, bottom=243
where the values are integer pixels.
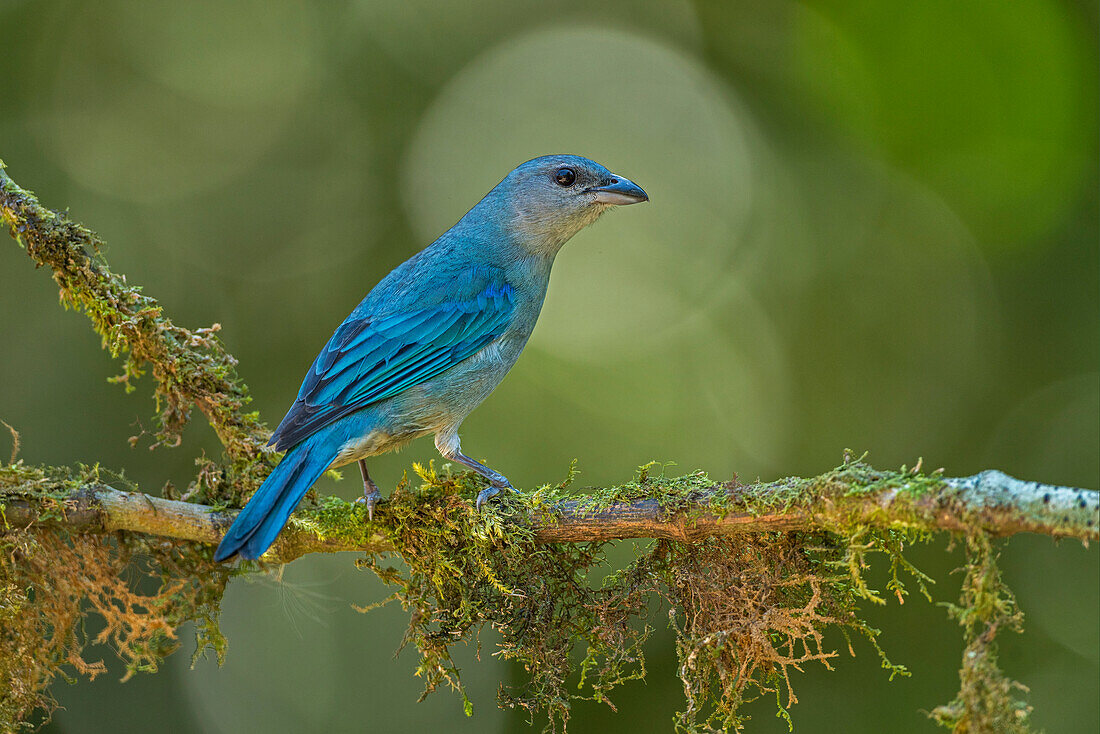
left=214, top=155, right=647, bottom=561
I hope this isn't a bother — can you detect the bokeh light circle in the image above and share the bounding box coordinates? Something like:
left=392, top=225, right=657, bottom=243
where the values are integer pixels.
left=351, top=0, right=703, bottom=85
left=403, top=26, right=795, bottom=472
left=31, top=0, right=320, bottom=202
left=402, top=26, right=759, bottom=360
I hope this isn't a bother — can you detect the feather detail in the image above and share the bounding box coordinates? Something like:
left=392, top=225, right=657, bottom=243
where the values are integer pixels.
left=268, top=278, right=515, bottom=451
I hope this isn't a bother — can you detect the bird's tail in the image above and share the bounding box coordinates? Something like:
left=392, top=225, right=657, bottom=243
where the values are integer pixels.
left=214, top=436, right=333, bottom=562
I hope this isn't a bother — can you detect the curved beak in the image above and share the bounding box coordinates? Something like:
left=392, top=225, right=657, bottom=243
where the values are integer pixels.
left=588, top=174, right=648, bottom=205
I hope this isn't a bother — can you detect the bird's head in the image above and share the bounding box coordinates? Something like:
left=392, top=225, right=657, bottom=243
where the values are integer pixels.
left=485, top=155, right=648, bottom=256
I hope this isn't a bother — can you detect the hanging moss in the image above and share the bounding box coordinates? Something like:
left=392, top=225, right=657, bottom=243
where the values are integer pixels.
left=929, top=534, right=1031, bottom=732
left=0, top=517, right=234, bottom=729
left=0, top=161, right=1046, bottom=733
left=333, top=460, right=930, bottom=733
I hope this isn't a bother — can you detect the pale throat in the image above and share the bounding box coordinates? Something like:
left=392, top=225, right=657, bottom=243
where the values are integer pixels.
left=509, top=201, right=610, bottom=257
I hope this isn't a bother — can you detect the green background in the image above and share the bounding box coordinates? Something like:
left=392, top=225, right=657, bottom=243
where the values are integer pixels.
left=1, top=0, right=1096, bottom=731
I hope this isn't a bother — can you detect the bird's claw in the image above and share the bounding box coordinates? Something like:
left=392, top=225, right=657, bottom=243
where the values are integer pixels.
left=354, top=486, right=383, bottom=522
left=355, top=460, right=382, bottom=522
left=476, top=479, right=515, bottom=512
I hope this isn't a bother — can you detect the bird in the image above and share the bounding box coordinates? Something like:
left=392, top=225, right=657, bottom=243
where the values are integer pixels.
left=214, top=155, right=648, bottom=561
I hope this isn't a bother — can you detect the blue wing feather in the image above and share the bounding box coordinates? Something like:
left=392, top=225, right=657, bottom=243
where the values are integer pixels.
left=268, top=272, right=516, bottom=451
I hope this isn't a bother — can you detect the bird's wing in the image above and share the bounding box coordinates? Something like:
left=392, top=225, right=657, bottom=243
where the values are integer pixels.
left=268, top=270, right=516, bottom=451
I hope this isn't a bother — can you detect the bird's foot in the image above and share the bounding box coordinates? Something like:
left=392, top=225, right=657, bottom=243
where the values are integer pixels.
left=476, top=478, right=516, bottom=512
left=354, top=484, right=383, bottom=522
left=438, top=448, right=516, bottom=511
left=354, top=459, right=383, bottom=522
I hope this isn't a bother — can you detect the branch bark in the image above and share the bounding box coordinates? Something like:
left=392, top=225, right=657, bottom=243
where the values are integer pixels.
left=2, top=147, right=1096, bottom=734
left=1, top=162, right=1096, bottom=561
left=3, top=469, right=1096, bottom=562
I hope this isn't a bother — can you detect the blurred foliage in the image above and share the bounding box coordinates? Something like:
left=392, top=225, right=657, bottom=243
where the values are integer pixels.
left=0, top=0, right=1096, bottom=731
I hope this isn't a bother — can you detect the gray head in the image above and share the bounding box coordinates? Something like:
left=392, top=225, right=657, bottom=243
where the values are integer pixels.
left=478, top=155, right=648, bottom=256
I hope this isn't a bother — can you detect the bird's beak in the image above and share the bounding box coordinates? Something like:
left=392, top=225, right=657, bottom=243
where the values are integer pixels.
left=588, top=175, right=648, bottom=205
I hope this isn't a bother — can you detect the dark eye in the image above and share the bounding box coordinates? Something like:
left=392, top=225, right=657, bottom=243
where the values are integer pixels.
left=554, top=167, right=576, bottom=187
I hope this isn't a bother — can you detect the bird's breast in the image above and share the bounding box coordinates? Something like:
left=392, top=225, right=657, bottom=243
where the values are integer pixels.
left=398, top=331, right=527, bottom=421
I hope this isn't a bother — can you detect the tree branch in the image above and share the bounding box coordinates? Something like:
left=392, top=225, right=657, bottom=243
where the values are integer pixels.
left=2, top=160, right=1095, bottom=560
left=3, top=467, right=1095, bottom=562
left=2, top=153, right=1096, bottom=734
left=0, top=159, right=274, bottom=503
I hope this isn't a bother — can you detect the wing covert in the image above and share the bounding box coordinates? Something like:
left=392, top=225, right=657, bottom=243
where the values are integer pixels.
left=268, top=275, right=515, bottom=451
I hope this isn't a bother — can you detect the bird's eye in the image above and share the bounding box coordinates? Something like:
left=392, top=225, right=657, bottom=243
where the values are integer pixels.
left=554, top=167, right=576, bottom=187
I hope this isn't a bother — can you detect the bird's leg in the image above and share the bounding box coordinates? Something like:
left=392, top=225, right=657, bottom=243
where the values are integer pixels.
left=354, top=459, right=382, bottom=521
left=435, top=432, right=515, bottom=510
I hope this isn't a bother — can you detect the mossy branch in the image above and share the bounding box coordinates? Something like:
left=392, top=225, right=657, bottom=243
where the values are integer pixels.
left=0, top=159, right=273, bottom=506
left=1, top=465, right=1096, bottom=564
left=3, top=160, right=1097, bottom=733
left=7, top=159, right=1093, bottom=552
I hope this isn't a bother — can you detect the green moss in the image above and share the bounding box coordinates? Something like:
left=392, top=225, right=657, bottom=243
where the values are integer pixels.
left=930, top=534, right=1031, bottom=732
left=0, top=444, right=1033, bottom=732
left=0, top=462, right=116, bottom=520
left=567, top=461, right=715, bottom=514
left=0, top=464, right=236, bottom=731
left=2, top=164, right=1041, bottom=732
left=319, top=461, right=928, bottom=732
left=292, top=495, right=374, bottom=547
left=716, top=451, right=948, bottom=519
left=0, top=162, right=274, bottom=508
left=0, top=449, right=1038, bottom=734
left=291, top=454, right=1033, bottom=732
